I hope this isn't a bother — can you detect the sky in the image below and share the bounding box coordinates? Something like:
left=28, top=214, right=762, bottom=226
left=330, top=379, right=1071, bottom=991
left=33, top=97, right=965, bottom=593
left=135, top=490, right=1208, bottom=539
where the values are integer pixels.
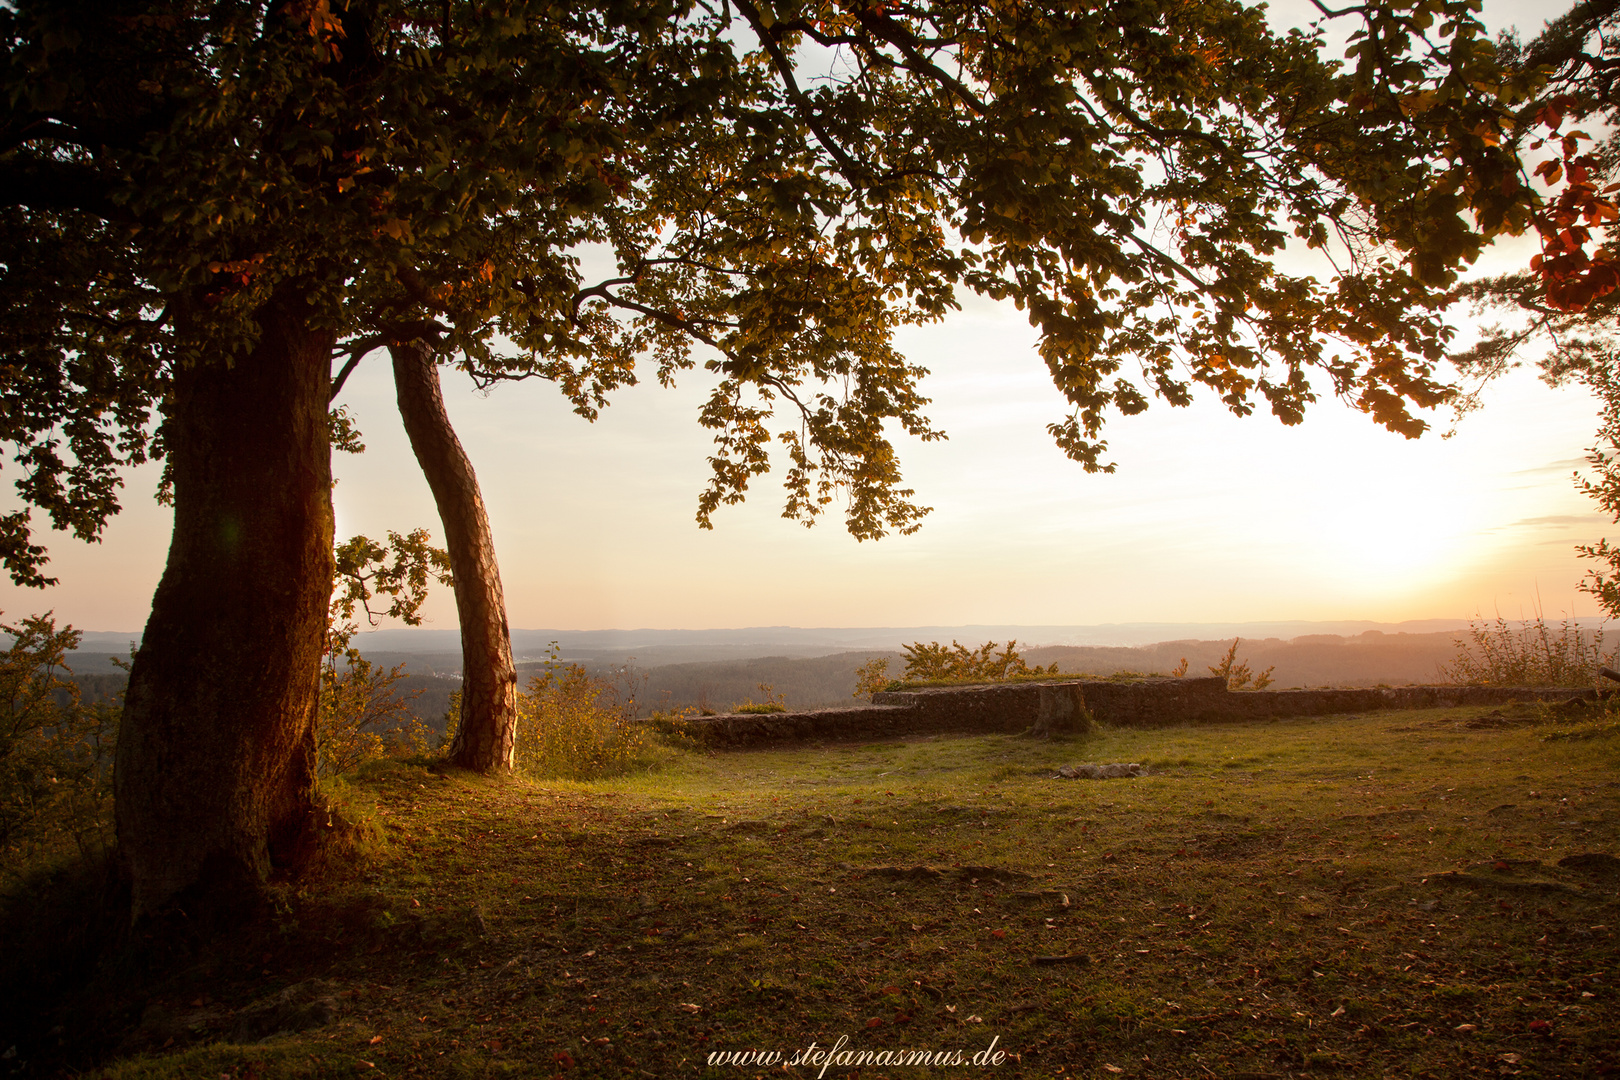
left=1, top=0, right=1608, bottom=638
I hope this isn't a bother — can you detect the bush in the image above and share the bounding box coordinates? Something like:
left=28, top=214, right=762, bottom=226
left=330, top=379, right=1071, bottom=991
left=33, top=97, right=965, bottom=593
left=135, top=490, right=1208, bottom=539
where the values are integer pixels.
left=511, top=645, right=655, bottom=780
left=1442, top=613, right=1612, bottom=687
left=853, top=640, right=1059, bottom=698
left=318, top=529, right=449, bottom=777
left=1208, top=639, right=1274, bottom=691
left=732, top=682, right=786, bottom=714
left=318, top=641, right=431, bottom=778
left=0, top=614, right=117, bottom=887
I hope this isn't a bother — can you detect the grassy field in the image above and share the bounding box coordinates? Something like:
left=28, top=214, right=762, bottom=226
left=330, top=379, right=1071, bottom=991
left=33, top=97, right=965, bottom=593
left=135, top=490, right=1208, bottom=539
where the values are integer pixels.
left=10, top=703, right=1620, bottom=1079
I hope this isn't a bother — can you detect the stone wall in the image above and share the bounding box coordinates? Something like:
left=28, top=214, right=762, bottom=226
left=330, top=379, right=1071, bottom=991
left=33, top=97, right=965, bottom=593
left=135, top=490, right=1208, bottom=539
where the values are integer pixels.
left=677, top=676, right=1591, bottom=749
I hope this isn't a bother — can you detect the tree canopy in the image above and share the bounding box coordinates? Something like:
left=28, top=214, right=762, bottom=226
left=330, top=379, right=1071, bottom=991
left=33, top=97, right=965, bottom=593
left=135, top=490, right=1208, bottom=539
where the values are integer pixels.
left=4, top=0, right=1546, bottom=574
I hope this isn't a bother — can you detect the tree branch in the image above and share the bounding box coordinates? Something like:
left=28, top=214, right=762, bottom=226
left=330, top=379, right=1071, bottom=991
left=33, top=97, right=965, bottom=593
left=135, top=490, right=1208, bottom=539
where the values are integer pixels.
left=329, top=335, right=390, bottom=401
left=731, top=0, right=873, bottom=192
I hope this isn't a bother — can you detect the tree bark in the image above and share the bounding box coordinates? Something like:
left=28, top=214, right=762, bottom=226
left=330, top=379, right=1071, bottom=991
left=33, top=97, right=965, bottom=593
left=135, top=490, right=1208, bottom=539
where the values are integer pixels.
left=116, top=293, right=335, bottom=922
left=390, top=340, right=517, bottom=772
left=1026, top=684, right=1096, bottom=738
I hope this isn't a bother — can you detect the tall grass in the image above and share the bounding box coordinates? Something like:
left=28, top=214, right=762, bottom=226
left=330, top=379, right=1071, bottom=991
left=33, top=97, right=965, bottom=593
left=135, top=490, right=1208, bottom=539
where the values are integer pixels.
left=1442, top=612, right=1614, bottom=687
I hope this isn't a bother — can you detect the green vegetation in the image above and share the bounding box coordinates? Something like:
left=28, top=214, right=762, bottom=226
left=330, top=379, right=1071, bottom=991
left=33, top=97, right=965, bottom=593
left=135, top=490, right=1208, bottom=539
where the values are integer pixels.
left=1207, top=638, right=1277, bottom=691
left=0, top=614, right=116, bottom=888
left=732, top=683, right=788, bottom=715
left=1443, top=613, right=1614, bottom=688
left=855, top=640, right=1062, bottom=698
left=7, top=704, right=1618, bottom=1078
left=320, top=532, right=454, bottom=778
left=506, top=646, right=659, bottom=782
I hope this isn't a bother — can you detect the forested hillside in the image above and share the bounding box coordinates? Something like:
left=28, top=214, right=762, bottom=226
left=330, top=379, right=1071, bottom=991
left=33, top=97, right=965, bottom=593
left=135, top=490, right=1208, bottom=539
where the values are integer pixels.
left=618, top=631, right=1472, bottom=712
left=59, top=630, right=1500, bottom=721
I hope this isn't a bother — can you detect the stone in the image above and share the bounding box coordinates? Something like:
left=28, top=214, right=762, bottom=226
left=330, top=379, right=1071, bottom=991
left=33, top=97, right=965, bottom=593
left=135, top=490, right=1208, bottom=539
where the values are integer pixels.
left=1055, top=763, right=1145, bottom=780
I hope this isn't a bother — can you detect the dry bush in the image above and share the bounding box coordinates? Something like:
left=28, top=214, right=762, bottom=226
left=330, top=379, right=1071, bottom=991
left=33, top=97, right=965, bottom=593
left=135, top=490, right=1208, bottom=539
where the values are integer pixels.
left=1442, top=613, right=1613, bottom=687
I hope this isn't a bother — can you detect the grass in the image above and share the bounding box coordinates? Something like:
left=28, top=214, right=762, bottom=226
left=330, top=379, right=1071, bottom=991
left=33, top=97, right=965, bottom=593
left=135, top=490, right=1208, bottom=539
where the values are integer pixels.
left=7, top=703, right=1620, bottom=1079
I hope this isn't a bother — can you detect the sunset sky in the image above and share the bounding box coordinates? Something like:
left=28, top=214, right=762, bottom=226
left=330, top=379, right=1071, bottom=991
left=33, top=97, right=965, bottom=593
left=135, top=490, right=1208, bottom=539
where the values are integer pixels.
left=1, top=0, right=1605, bottom=639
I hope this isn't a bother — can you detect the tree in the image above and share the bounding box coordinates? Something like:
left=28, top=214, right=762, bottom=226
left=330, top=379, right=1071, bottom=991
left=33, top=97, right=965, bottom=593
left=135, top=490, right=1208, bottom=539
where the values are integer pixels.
left=343, top=0, right=1551, bottom=772
left=2, top=0, right=1539, bottom=916
left=2, top=0, right=705, bottom=916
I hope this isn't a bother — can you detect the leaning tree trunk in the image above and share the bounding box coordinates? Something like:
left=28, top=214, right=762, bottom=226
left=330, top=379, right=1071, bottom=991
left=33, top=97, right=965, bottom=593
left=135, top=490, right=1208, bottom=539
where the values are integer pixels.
left=116, top=293, right=335, bottom=922
left=390, top=340, right=517, bottom=772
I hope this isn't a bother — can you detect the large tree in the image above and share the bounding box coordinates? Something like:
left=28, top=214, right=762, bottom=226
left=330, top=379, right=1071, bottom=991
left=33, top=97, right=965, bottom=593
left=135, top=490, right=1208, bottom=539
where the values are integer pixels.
left=2, top=0, right=1545, bottom=915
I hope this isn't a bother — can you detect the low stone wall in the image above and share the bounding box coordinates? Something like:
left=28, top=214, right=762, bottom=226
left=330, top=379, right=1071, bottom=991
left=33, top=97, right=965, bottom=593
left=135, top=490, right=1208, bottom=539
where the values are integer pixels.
left=677, top=676, right=1592, bottom=749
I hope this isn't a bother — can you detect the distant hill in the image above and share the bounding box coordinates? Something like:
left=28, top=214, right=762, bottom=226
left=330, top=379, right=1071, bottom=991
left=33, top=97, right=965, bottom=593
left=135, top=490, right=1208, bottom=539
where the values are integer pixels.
left=59, top=619, right=1499, bottom=672
left=56, top=620, right=1596, bottom=721
left=1020, top=631, right=1464, bottom=689
left=577, top=630, right=1481, bottom=713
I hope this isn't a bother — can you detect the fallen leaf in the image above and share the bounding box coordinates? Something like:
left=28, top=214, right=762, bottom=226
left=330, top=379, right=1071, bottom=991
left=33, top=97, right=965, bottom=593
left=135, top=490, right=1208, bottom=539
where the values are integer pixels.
left=679, top=1003, right=702, bottom=1013
left=866, top=1018, right=884, bottom=1029
left=1104, top=1066, right=1124, bottom=1075
left=368, top=1035, right=383, bottom=1045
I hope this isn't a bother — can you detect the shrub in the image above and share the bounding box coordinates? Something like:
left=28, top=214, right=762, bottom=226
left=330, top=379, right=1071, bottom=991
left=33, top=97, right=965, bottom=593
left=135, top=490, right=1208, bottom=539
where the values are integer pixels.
left=511, top=645, right=655, bottom=780
left=1208, top=639, right=1274, bottom=691
left=854, top=640, right=1060, bottom=698
left=1442, top=613, right=1613, bottom=688
left=0, top=614, right=117, bottom=886
left=732, top=682, right=786, bottom=714
left=318, top=638, right=432, bottom=778
left=319, top=529, right=449, bottom=777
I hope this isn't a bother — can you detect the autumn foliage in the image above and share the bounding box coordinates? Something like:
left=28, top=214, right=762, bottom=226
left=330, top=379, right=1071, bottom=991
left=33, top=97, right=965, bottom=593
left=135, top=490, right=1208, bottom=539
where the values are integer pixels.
left=1528, top=97, right=1620, bottom=311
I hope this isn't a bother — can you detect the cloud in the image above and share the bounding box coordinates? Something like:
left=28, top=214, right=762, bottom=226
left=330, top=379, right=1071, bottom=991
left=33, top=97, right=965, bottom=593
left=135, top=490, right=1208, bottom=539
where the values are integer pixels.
left=1510, top=458, right=1590, bottom=476
left=1505, top=514, right=1604, bottom=528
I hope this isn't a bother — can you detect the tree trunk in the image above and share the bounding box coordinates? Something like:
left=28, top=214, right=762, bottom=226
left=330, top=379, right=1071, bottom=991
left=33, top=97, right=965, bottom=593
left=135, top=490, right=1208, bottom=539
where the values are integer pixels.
left=1025, top=684, right=1096, bottom=738
left=116, top=294, right=335, bottom=922
left=390, top=340, right=517, bottom=772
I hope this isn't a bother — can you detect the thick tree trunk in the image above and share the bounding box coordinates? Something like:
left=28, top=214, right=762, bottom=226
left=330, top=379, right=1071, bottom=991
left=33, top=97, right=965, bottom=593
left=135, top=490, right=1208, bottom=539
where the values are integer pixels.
left=116, top=294, right=335, bottom=922
left=390, top=341, right=517, bottom=772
